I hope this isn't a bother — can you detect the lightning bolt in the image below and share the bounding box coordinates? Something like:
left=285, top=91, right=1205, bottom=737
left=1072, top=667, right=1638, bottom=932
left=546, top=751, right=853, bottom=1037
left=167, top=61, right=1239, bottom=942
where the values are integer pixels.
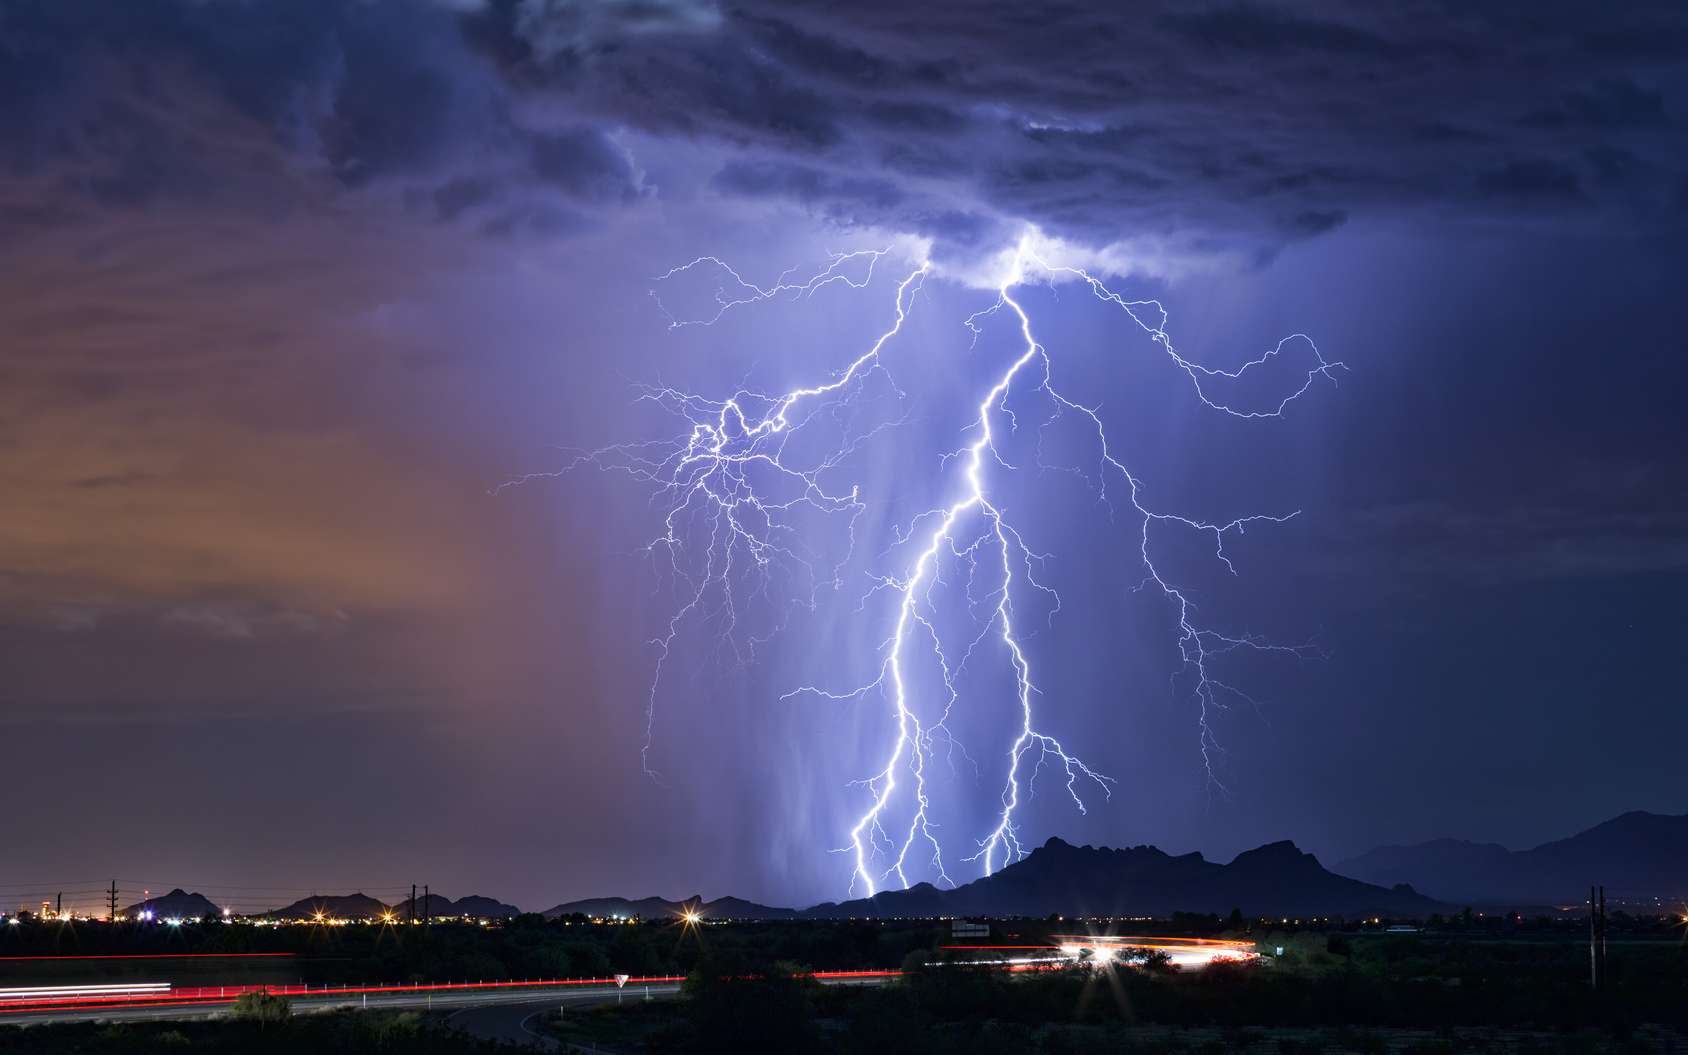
left=508, top=233, right=1341, bottom=897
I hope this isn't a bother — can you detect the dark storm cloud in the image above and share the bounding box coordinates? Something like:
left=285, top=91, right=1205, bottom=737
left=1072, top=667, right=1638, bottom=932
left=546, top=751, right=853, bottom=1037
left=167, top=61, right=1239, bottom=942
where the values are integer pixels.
left=712, top=159, right=904, bottom=215
left=0, top=0, right=643, bottom=228
left=477, top=0, right=1688, bottom=255
left=3, top=0, right=1686, bottom=909
left=6, top=1, right=1686, bottom=258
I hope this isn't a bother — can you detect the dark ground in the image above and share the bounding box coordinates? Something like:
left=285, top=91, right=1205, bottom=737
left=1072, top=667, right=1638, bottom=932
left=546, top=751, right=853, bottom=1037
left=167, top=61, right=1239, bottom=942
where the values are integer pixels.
left=3, top=915, right=1685, bottom=1053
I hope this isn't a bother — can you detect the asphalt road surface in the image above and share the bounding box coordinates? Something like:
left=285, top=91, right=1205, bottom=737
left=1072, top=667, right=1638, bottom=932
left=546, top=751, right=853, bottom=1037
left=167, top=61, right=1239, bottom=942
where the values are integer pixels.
left=447, top=985, right=683, bottom=1050
left=1, top=974, right=889, bottom=1048
left=0, top=981, right=666, bottom=1029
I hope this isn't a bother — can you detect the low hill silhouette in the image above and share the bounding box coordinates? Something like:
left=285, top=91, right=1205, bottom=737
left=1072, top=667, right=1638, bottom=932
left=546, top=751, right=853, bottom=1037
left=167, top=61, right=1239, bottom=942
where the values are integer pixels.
left=122, top=889, right=219, bottom=919
left=267, top=892, right=394, bottom=920
left=802, top=838, right=1447, bottom=919
left=1335, top=810, right=1688, bottom=906
left=542, top=894, right=796, bottom=920
left=544, top=838, right=1446, bottom=921
left=449, top=894, right=521, bottom=918
left=397, top=893, right=522, bottom=918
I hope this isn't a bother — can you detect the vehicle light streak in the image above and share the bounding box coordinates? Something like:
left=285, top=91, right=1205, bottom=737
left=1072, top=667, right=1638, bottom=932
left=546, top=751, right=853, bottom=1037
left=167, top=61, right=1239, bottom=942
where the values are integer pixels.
left=0, top=983, right=170, bottom=1001
left=947, top=934, right=1256, bottom=969
left=0, top=971, right=906, bottom=1015
left=0, top=953, right=296, bottom=962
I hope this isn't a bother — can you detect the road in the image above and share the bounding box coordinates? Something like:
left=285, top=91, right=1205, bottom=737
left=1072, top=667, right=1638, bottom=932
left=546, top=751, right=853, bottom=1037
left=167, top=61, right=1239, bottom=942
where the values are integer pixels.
left=0, top=980, right=675, bottom=1029
left=0, top=973, right=892, bottom=1048
left=446, top=984, right=683, bottom=1051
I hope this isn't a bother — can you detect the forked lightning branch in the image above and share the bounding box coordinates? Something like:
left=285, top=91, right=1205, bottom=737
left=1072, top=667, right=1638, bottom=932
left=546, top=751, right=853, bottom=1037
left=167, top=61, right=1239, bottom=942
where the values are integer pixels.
left=505, top=234, right=1341, bottom=898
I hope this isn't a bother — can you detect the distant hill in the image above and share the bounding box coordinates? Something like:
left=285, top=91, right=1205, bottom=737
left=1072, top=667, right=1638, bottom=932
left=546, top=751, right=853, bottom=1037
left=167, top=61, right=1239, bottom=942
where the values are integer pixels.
left=543, top=839, right=1444, bottom=921
left=267, top=893, right=394, bottom=920
left=702, top=896, right=798, bottom=920
left=360, top=893, right=523, bottom=920
left=1335, top=811, right=1688, bottom=907
left=123, top=889, right=220, bottom=920
left=541, top=894, right=795, bottom=920
left=801, top=838, right=1447, bottom=919
left=449, top=895, right=522, bottom=918
left=395, top=893, right=454, bottom=920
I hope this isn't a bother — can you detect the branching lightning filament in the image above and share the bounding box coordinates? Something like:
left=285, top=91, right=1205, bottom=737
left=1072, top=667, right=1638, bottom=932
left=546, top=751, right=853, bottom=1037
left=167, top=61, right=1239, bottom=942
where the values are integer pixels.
left=506, top=236, right=1341, bottom=898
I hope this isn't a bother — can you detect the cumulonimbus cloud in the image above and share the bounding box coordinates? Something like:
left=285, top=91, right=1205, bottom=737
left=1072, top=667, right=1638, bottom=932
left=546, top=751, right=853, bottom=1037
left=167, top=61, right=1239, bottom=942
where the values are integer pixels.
left=3, top=0, right=1685, bottom=260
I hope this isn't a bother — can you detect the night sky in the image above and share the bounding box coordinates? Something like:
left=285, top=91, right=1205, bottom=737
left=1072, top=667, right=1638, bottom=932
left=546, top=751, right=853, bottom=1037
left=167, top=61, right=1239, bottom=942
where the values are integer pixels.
left=3, top=1, right=1687, bottom=914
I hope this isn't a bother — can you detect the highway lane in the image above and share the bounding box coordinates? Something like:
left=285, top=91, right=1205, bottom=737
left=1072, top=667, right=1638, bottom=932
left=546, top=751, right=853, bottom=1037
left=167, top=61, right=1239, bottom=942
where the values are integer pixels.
left=0, top=981, right=665, bottom=1028
left=449, top=977, right=888, bottom=1050
left=447, top=986, right=682, bottom=1051
left=0, top=973, right=891, bottom=1038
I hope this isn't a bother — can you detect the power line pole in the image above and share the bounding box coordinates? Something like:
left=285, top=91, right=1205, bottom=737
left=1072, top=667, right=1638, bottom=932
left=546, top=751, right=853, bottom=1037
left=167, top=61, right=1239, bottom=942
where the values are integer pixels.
left=1589, top=884, right=1608, bottom=991
left=1597, top=886, right=1608, bottom=988
left=108, top=881, right=119, bottom=921
left=410, top=884, right=417, bottom=924
left=1589, top=885, right=1597, bottom=989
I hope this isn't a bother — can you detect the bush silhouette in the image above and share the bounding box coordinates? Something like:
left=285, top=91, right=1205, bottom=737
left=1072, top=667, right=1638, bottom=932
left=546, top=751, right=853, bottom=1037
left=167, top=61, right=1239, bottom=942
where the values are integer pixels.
left=231, top=989, right=290, bottom=1025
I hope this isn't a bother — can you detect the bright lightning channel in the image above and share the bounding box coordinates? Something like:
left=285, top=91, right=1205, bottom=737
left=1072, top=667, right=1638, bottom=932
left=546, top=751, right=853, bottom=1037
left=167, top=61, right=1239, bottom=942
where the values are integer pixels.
left=506, top=235, right=1341, bottom=898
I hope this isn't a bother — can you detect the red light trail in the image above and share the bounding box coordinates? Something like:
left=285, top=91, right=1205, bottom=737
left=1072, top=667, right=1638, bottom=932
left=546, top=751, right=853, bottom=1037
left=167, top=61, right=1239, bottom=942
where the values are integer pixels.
left=0, top=971, right=905, bottom=1015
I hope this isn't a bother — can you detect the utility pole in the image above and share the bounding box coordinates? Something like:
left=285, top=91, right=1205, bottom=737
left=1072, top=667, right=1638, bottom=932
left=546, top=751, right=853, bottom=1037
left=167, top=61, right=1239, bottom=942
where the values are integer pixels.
left=108, top=881, right=119, bottom=921
left=55, top=892, right=61, bottom=918
left=1590, top=885, right=1598, bottom=989
left=1598, top=886, right=1608, bottom=987
left=410, top=884, right=417, bottom=924
left=1589, top=884, right=1609, bottom=990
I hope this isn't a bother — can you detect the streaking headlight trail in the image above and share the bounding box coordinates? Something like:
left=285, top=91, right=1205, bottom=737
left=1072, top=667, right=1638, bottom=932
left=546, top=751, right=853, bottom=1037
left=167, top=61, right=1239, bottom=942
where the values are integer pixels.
left=504, top=233, right=1341, bottom=898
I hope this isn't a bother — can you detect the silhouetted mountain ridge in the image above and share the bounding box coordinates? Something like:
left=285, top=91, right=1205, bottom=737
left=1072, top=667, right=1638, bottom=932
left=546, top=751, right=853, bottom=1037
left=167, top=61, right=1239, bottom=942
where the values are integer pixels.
left=801, top=837, right=1446, bottom=919
left=545, top=837, right=1448, bottom=920
left=541, top=894, right=796, bottom=920
left=109, top=889, right=521, bottom=919
left=394, top=893, right=521, bottom=919
left=267, top=893, right=394, bottom=920
left=121, top=889, right=220, bottom=919
left=450, top=895, right=521, bottom=918
left=1335, top=810, right=1688, bottom=906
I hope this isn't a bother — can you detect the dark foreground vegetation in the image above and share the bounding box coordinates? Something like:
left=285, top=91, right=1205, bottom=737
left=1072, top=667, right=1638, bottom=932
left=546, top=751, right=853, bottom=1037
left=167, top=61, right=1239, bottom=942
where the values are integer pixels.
left=3, top=915, right=1684, bottom=1053
left=0, top=1004, right=505, bottom=1055
left=4, top=907, right=1674, bottom=987
left=549, top=929, right=1688, bottom=1055
left=0, top=913, right=942, bottom=986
